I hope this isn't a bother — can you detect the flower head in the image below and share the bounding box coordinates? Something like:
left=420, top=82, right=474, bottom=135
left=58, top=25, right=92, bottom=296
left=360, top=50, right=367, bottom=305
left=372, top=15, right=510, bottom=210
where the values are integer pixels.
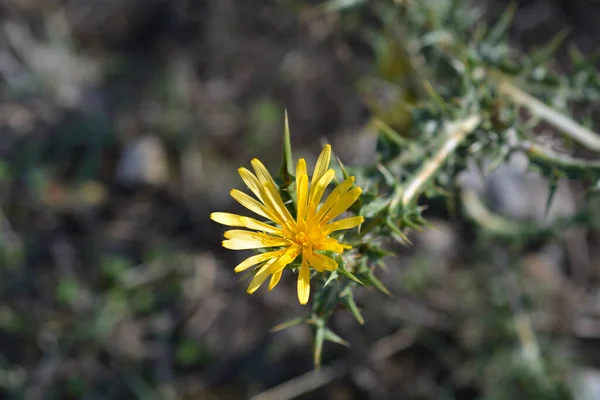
left=211, top=145, right=363, bottom=304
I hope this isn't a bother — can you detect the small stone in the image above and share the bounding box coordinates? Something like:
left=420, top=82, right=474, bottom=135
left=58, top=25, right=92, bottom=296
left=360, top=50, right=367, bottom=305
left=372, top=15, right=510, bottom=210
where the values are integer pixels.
left=573, top=368, right=600, bottom=400
left=116, top=135, right=169, bottom=187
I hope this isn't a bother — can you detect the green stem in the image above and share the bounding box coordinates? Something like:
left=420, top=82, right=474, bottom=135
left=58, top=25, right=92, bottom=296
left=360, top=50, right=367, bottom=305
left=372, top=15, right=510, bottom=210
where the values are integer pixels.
left=401, top=114, right=481, bottom=206
left=460, top=188, right=529, bottom=236
left=523, top=141, right=600, bottom=173
left=497, top=78, right=600, bottom=152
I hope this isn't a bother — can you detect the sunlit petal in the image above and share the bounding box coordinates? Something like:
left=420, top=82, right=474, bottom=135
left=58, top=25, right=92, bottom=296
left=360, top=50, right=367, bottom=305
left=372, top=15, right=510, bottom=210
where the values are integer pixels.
left=234, top=248, right=288, bottom=272
left=314, top=237, right=352, bottom=253
left=302, top=247, right=324, bottom=272
left=247, top=247, right=299, bottom=294
left=211, top=212, right=283, bottom=236
left=239, top=216, right=283, bottom=235
left=223, top=230, right=288, bottom=250
left=296, top=159, right=308, bottom=221
left=268, top=270, right=283, bottom=291
left=210, top=212, right=243, bottom=226
left=307, top=169, right=335, bottom=215
left=238, top=168, right=264, bottom=201
left=323, top=216, right=364, bottom=235
left=259, top=182, right=296, bottom=232
left=305, top=250, right=338, bottom=271
left=251, top=158, right=277, bottom=187
left=297, top=256, right=311, bottom=304
left=246, top=258, right=278, bottom=294
left=320, top=187, right=362, bottom=224
left=230, top=189, right=280, bottom=223
left=314, top=176, right=355, bottom=223
left=311, top=144, right=331, bottom=188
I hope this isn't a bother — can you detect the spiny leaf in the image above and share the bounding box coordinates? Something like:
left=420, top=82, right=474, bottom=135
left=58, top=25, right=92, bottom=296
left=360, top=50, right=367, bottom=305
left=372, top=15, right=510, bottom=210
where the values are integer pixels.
left=389, top=186, right=404, bottom=214
left=341, top=287, right=364, bottom=325
left=360, top=195, right=391, bottom=218
left=375, top=119, right=409, bottom=146
left=402, top=215, right=425, bottom=231
left=423, top=80, right=447, bottom=110
left=337, top=266, right=365, bottom=286
left=376, top=163, right=396, bottom=186
left=386, top=217, right=412, bottom=245
left=485, top=1, right=517, bottom=45
left=361, top=268, right=392, bottom=297
left=313, top=320, right=325, bottom=368
left=336, top=156, right=351, bottom=181
left=568, top=44, right=586, bottom=67
left=313, top=280, right=344, bottom=317
left=319, top=0, right=366, bottom=12
left=571, top=46, right=600, bottom=72
left=278, top=110, right=294, bottom=186
left=270, top=317, right=306, bottom=333
left=376, top=259, right=389, bottom=272
left=543, top=178, right=557, bottom=223
left=363, top=244, right=395, bottom=259
left=323, top=270, right=339, bottom=288
left=530, top=28, right=571, bottom=66
left=323, top=328, right=350, bottom=347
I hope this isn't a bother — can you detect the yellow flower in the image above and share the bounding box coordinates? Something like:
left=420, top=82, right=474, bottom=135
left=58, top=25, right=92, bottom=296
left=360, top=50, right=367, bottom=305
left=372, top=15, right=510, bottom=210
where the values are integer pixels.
left=210, top=145, right=364, bottom=304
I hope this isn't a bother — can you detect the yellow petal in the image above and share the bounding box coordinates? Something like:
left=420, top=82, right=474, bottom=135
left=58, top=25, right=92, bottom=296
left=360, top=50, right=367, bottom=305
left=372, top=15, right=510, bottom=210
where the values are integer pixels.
left=234, top=248, right=288, bottom=272
left=239, top=216, right=283, bottom=235
left=258, top=182, right=296, bottom=232
left=321, top=187, right=362, bottom=224
left=238, top=168, right=264, bottom=201
left=210, top=212, right=242, bottom=226
left=302, top=248, right=324, bottom=272
left=247, top=247, right=299, bottom=294
left=269, top=246, right=301, bottom=274
left=222, top=230, right=288, bottom=250
left=251, top=158, right=277, bottom=187
left=296, top=158, right=308, bottom=182
left=210, top=212, right=283, bottom=235
left=305, top=250, right=338, bottom=271
left=314, top=176, right=355, bottom=223
left=296, top=159, right=308, bottom=221
left=307, top=169, right=335, bottom=215
left=297, top=256, right=311, bottom=304
left=224, top=230, right=286, bottom=244
left=222, top=239, right=265, bottom=250
left=311, top=144, right=331, bottom=188
left=322, top=216, right=364, bottom=235
left=230, top=189, right=281, bottom=224
left=223, top=229, right=263, bottom=240
left=268, top=270, right=283, bottom=291
left=247, top=258, right=278, bottom=294
left=314, top=237, right=352, bottom=253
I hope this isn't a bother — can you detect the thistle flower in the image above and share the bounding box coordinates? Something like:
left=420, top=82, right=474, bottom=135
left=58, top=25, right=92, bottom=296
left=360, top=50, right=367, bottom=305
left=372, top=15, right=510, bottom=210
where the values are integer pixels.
left=211, top=145, right=363, bottom=304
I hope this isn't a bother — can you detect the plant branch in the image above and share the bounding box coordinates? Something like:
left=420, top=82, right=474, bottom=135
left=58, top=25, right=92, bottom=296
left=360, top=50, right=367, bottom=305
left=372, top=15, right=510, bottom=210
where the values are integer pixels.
left=460, top=188, right=527, bottom=236
left=497, top=79, right=600, bottom=152
left=400, top=114, right=481, bottom=207
left=522, top=141, right=600, bottom=174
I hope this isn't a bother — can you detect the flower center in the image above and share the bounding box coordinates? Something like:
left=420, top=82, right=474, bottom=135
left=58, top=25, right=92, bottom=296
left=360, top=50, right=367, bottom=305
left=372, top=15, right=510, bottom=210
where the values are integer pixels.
left=294, top=231, right=309, bottom=246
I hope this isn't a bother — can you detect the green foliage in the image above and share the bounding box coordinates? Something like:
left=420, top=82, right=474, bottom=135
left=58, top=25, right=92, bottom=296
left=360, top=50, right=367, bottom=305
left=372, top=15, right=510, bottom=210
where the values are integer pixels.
left=266, top=1, right=600, bottom=398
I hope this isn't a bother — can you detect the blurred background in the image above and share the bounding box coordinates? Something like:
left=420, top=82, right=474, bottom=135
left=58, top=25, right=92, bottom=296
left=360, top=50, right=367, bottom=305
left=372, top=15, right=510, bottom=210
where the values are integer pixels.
left=1, top=0, right=600, bottom=399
